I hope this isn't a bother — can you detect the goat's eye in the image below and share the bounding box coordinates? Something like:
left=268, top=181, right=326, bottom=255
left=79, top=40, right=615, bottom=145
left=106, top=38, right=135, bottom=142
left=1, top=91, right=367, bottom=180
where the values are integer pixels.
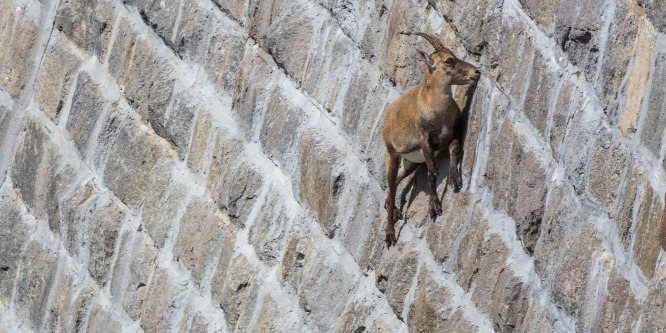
left=445, top=58, right=454, bottom=65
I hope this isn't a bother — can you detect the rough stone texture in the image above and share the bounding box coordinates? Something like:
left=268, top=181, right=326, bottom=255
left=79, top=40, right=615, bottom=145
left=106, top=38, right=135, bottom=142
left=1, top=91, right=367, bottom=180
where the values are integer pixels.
left=633, top=186, right=664, bottom=279
left=2, top=0, right=666, bottom=331
left=486, top=119, right=548, bottom=255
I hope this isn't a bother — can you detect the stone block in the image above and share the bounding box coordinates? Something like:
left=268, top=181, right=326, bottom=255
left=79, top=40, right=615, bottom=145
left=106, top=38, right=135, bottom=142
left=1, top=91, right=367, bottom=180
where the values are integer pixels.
left=596, top=268, right=640, bottom=332
left=66, top=72, right=109, bottom=155
left=380, top=2, right=427, bottom=89
left=406, top=268, right=454, bottom=333
left=13, top=241, right=59, bottom=330
left=298, top=128, right=347, bottom=237
left=185, top=109, right=213, bottom=173
left=297, top=243, right=360, bottom=331
left=206, top=135, right=262, bottom=226
left=175, top=198, right=235, bottom=287
left=594, top=1, right=639, bottom=120
left=485, top=119, right=548, bottom=255
left=103, top=119, right=171, bottom=208
left=375, top=244, right=419, bottom=321
left=632, top=186, right=663, bottom=279
left=247, top=187, right=292, bottom=267
left=0, top=192, right=31, bottom=305
left=550, top=80, right=577, bottom=154
left=204, top=15, right=245, bottom=93
left=139, top=270, right=189, bottom=333
left=489, top=268, right=528, bottom=333
left=640, top=267, right=666, bottom=332
left=42, top=273, right=94, bottom=333
left=259, top=1, right=317, bottom=87
left=34, top=36, right=83, bottom=122
left=259, top=89, right=308, bottom=173
left=617, top=164, right=644, bottom=249
left=109, top=231, right=157, bottom=320
left=640, top=51, right=666, bottom=156
left=55, top=0, right=115, bottom=59
left=341, top=182, right=384, bottom=272
left=620, top=19, right=657, bottom=133
left=172, top=0, right=211, bottom=63
left=88, top=200, right=125, bottom=285
left=483, top=18, right=535, bottom=104
left=518, top=0, right=561, bottom=31
left=426, top=189, right=471, bottom=263
left=639, top=0, right=666, bottom=32
left=11, top=117, right=48, bottom=213
left=123, top=0, right=181, bottom=48
left=585, top=129, right=628, bottom=215
left=560, top=104, right=603, bottom=193
left=523, top=49, right=558, bottom=136
left=161, top=91, right=198, bottom=160
left=0, top=5, right=39, bottom=97
left=56, top=181, right=98, bottom=259
left=211, top=253, right=257, bottom=330
left=550, top=228, right=602, bottom=326
left=86, top=299, right=123, bottom=332
left=553, top=0, right=607, bottom=81
left=232, top=51, right=277, bottom=140
left=212, top=0, right=245, bottom=23
left=140, top=158, right=182, bottom=248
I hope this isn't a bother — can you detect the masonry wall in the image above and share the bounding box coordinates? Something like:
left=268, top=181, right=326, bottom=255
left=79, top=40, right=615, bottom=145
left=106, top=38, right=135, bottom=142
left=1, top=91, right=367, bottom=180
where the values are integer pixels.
left=0, top=0, right=665, bottom=332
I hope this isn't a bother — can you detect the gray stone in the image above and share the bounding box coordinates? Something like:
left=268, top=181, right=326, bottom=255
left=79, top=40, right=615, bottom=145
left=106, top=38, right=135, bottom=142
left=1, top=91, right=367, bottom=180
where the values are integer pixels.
left=0, top=192, right=31, bottom=306
left=596, top=268, right=641, bottom=332
left=141, top=158, right=182, bottom=248
left=66, top=72, right=109, bottom=155
left=518, top=0, right=561, bottom=31
left=617, top=164, right=644, bottom=249
left=375, top=244, right=419, bottom=321
left=585, top=129, right=628, bottom=215
left=554, top=0, right=607, bottom=81
left=639, top=0, right=666, bottom=32
left=185, top=109, right=213, bottom=173
left=0, top=4, right=40, bottom=97
left=485, top=119, right=548, bottom=255
left=13, top=241, right=59, bottom=331
left=103, top=120, right=171, bottom=208
left=523, top=50, right=557, bottom=136
left=406, top=268, right=454, bottom=333
left=55, top=0, right=116, bottom=59
left=248, top=188, right=291, bottom=266
left=211, top=253, right=257, bottom=330
left=109, top=231, right=157, bottom=320
left=640, top=268, right=666, bottom=332
left=204, top=15, right=245, bottom=93
left=88, top=199, right=125, bottom=285
left=122, top=0, right=181, bottom=49
left=34, top=36, right=83, bottom=122
left=259, top=89, right=308, bottom=173
left=633, top=186, right=663, bottom=279
left=172, top=0, right=211, bottom=63
left=212, top=0, right=245, bottom=22
left=426, top=189, right=471, bottom=263
left=175, top=198, right=234, bottom=287
left=341, top=182, right=385, bottom=272
left=139, top=270, right=188, bottom=333
left=640, top=52, right=666, bottom=156
left=298, top=128, right=346, bottom=237
left=550, top=81, right=576, bottom=154
left=86, top=299, right=123, bottom=333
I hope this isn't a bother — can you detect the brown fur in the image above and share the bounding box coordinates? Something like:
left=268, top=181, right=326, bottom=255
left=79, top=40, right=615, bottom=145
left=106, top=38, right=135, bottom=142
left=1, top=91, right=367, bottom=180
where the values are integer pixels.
left=382, top=33, right=480, bottom=246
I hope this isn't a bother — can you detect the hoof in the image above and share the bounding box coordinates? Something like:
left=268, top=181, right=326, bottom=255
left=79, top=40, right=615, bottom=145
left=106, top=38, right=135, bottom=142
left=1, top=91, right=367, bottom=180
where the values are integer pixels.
left=450, top=171, right=463, bottom=192
left=385, top=232, right=397, bottom=247
left=429, top=198, right=442, bottom=218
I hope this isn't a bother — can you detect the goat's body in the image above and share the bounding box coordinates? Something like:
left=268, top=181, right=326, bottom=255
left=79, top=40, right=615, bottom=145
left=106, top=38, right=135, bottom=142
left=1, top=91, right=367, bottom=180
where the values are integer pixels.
left=381, top=32, right=479, bottom=247
left=383, top=83, right=460, bottom=162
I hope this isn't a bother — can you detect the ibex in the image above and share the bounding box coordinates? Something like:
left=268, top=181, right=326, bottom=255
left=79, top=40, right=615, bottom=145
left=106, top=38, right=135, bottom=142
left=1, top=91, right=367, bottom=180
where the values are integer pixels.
left=383, top=32, right=480, bottom=246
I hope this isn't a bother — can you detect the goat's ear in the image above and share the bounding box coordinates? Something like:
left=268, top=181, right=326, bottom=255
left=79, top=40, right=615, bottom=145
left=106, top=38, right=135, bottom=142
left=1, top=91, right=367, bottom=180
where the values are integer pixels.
left=417, top=49, right=434, bottom=72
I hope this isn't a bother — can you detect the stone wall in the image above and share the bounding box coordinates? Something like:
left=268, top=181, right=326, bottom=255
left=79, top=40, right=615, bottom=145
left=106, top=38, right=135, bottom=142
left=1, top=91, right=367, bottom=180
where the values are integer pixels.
left=0, top=0, right=665, bottom=332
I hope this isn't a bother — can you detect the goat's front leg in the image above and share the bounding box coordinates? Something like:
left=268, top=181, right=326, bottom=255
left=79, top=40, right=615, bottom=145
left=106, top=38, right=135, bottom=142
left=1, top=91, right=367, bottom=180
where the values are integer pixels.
left=384, top=147, right=400, bottom=246
left=421, top=135, right=442, bottom=218
left=449, top=138, right=462, bottom=191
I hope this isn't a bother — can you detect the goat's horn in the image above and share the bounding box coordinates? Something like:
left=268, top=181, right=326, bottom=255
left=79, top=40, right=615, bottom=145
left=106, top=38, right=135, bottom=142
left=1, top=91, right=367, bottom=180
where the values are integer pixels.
left=414, top=32, right=445, bottom=52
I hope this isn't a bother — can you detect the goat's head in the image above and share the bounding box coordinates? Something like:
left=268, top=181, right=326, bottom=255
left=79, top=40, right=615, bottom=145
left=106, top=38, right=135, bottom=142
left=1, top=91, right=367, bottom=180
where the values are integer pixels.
left=414, top=32, right=480, bottom=87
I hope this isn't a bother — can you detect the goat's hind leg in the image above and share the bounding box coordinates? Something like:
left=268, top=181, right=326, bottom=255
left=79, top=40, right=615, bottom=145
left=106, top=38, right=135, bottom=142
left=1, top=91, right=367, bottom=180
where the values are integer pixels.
left=421, top=135, right=442, bottom=217
left=384, top=147, right=400, bottom=246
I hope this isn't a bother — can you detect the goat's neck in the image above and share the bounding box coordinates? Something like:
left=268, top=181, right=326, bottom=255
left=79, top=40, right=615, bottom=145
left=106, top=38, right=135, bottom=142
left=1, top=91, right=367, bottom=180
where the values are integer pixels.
left=422, top=82, right=456, bottom=114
